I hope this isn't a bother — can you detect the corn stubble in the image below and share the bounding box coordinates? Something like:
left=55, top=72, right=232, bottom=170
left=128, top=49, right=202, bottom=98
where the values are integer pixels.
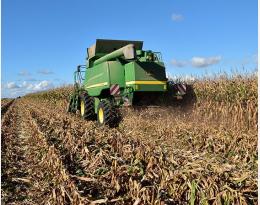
left=1, top=75, right=257, bottom=204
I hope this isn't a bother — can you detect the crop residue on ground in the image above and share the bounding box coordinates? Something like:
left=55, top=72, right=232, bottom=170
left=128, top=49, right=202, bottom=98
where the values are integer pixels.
left=1, top=75, right=257, bottom=204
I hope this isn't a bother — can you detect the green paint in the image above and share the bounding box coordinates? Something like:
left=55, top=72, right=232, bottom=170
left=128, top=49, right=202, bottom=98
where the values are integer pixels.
left=70, top=39, right=184, bottom=114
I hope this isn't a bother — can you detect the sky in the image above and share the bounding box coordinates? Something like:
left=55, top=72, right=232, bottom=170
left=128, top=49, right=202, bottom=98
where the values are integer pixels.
left=1, top=0, right=258, bottom=98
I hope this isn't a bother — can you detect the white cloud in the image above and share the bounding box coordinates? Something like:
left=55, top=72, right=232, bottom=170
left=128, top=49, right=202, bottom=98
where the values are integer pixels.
left=171, top=13, right=184, bottom=22
left=21, top=81, right=34, bottom=90
left=3, top=80, right=54, bottom=97
left=171, top=59, right=188, bottom=67
left=6, top=82, right=20, bottom=89
left=33, top=80, right=53, bottom=90
left=37, top=69, right=54, bottom=75
left=20, top=80, right=53, bottom=91
left=191, top=56, right=221, bottom=68
left=171, top=56, right=222, bottom=68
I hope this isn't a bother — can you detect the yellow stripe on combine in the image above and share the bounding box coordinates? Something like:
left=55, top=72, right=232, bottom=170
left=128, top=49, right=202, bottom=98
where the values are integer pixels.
left=86, top=81, right=166, bottom=89
left=86, top=82, right=108, bottom=89
left=126, top=80, right=166, bottom=85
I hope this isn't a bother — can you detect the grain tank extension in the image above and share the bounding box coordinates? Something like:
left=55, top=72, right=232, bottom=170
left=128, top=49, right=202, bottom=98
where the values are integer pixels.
left=68, top=39, right=187, bottom=126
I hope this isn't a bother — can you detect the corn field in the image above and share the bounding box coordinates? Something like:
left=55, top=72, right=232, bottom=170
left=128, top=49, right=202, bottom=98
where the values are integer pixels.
left=1, top=75, right=257, bottom=204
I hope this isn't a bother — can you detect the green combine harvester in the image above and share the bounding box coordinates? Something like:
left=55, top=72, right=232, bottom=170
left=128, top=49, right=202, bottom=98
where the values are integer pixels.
left=68, top=39, right=188, bottom=126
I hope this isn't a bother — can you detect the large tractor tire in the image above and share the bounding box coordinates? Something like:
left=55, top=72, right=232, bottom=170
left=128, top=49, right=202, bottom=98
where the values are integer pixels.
left=97, top=100, right=117, bottom=127
left=67, top=98, right=73, bottom=113
left=67, top=95, right=78, bottom=113
left=80, top=93, right=95, bottom=120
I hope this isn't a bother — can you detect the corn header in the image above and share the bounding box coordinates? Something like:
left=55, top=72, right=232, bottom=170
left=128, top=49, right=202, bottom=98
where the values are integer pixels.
left=68, top=39, right=189, bottom=126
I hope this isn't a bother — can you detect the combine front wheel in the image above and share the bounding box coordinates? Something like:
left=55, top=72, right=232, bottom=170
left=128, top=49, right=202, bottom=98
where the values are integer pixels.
left=67, top=98, right=73, bottom=113
left=67, top=95, right=78, bottom=113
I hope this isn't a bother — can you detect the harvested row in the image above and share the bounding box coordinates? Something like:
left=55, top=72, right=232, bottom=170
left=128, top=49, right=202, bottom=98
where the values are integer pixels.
left=24, top=100, right=88, bottom=204
left=1, top=98, right=13, bottom=107
left=26, top=100, right=126, bottom=203
left=1, top=99, right=15, bottom=117
left=23, top=98, right=257, bottom=204
left=1, top=100, right=31, bottom=203
left=1, top=100, right=87, bottom=204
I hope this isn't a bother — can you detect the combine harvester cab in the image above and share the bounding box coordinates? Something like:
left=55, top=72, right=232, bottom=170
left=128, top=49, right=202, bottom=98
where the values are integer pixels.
left=68, top=39, right=189, bottom=126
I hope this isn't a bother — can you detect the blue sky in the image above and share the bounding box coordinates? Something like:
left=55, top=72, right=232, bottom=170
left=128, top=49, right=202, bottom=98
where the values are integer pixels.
left=2, top=0, right=258, bottom=97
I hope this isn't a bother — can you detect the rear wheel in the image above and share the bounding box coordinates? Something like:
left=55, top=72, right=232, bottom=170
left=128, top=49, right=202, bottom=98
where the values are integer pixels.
left=80, top=93, right=95, bottom=120
left=97, top=100, right=116, bottom=127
